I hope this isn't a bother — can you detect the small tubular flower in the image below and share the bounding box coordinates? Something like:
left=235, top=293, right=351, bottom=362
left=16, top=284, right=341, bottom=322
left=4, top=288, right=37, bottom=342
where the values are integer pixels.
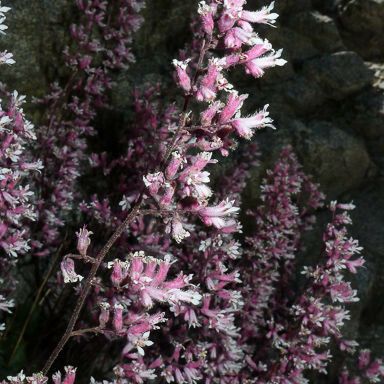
left=60, top=257, right=83, bottom=284
left=197, top=199, right=239, bottom=229
left=127, top=254, right=201, bottom=308
left=170, top=216, right=190, bottom=243
left=143, top=172, right=165, bottom=196
left=198, top=1, right=215, bottom=35
left=76, top=225, right=93, bottom=257
left=224, top=27, right=254, bottom=49
left=219, top=92, right=248, bottom=124
left=98, top=302, right=110, bottom=328
left=165, top=151, right=183, bottom=180
left=196, top=62, right=220, bottom=102
left=173, top=59, right=192, bottom=93
left=113, top=303, right=124, bottom=333
left=240, top=2, right=279, bottom=26
left=231, top=104, right=275, bottom=139
left=243, top=49, right=287, bottom=78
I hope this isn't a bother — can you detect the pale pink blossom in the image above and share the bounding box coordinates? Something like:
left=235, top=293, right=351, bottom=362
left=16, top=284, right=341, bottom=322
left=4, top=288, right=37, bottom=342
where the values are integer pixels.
left=98, top=302, right=110, bottom=328
left=76, top=225, right=93, bottom=256
left=198, top=1, right=215, bottom=35
left=113, top=303, right=124, bottom=333
left=165, top=151, right=183, bottom=180
left=197, top=199, right=239, bottom=228
left=173, top=59, right=192, bottom=93
left=244, top=49, right=287, bottom=78
left=241, top=2, right=279, bottom=26
left=60, top=258, right=83, bottom=284
left=219, top=92, right=248, bottom=124
left=231, top=104, right=275, bottom=139
left=170, top=216, right=190, bottom=243
left=196, top=62, right=220, bottom=102
left=123, top=331, right=154, bottom=356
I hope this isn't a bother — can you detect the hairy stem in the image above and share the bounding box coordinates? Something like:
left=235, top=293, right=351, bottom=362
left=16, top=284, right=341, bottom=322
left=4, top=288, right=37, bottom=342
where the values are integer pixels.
left=70, top=327, right=102, bottom=337
left=42, top=196, right=143, bottom=374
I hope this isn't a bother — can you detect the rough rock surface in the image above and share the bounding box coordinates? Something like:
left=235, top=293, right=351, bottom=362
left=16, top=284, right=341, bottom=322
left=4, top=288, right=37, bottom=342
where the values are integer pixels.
left=338, top=0, right=384, bottom=60
left=1, top=0, right=384, bottom=380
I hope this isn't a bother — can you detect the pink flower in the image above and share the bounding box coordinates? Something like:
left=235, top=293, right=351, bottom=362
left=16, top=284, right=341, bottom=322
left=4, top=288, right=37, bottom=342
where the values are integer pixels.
left=143, top=172, right=164, bottom=196
left=159, top=182, right=175, bottom=207
left=197, top=199, right=239, bottom=229
left=196, top=62, right=220, bottom=102
left=170, top=216, right=190, bottom=243
left=224, top=27, right=253, bottom=49
left=109, top=259, right=130, bottom=287
left=243, top=49, right=287, bottom=78
left=231, top=104, right=275, bottom=139
left=198, top=1, right=215, bottom=35
left=62, top=367, right=76, bottom=384
left=98, top=302, right=110, bottom=328
left=173, top=59, right=192, bottom=93
left=53, top=367, right=77, bottom=384
left=123, top=331, right=154, bottom=356
left=76, top=225, right=93, bottom=256
left=218, top=10, right=238, bottom=33
left=127, top=253, right=201, bottom=308
left=329, top=282, right=358, bottom=303
left=113, top=303, right=124, bottom=333
left=201, top=101, right=222, bottom=126
left=165, top=151, right=183, bottom=180
left=60, top=258, right=83, bottom=284
left=242, top=39, right=273, bottom=61
left=241, top=2, right=279, bottom=26
left=219, top=92, right=248, bottom=124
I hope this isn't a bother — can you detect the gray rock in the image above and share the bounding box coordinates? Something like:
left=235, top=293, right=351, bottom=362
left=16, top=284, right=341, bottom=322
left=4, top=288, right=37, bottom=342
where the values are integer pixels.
left=302, top=52, right=374, bottom=100
left=267, top=26, right=318, bottom=64
left=312, top=0, right=341, bottom=12
left=290, top=120, right=372, bottom=197
left=353, top=89, right=384, bottom=139
left=350, top=182, right=384, bottom=334
left=282, top=76, right=326, bottom=114
left=0, top=0, right=71, bottom=97
left=254, top=119, right=373, bottom=198
left=288, top=11, right=344, bottom=53
left=338, top=0, right=384, bottom=60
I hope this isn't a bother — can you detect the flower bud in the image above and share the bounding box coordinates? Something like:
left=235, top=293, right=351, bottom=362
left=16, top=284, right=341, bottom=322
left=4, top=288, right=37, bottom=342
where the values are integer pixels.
left=113, top=303, right=124, bottom=333
left=172, top=59, right=192, bottom=93
left=99, top=302, right=110, bottom=328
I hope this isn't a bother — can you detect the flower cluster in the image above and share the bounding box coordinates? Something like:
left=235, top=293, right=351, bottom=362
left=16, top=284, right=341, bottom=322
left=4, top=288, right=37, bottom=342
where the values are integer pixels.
left=263, top=202, right=365, bottom=382
left=340, top=349, right=384, bottom=383
left=0, top=3, right=42, bottom=332
left=1, top=1, right=383, bottom=384
left=32, top=0, right=146, bottom=257
left=1, top=366, right=77, bottom=384
left=136, top=0, right=287, bottom=240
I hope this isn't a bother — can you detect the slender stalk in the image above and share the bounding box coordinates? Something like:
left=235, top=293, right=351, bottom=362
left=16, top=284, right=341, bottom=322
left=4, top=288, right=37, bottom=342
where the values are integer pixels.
left=70, top=327, right=102, bottom=337
left=42, top=33, right=214, bottom=376
left=42, top=197, right=143, bottom=374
